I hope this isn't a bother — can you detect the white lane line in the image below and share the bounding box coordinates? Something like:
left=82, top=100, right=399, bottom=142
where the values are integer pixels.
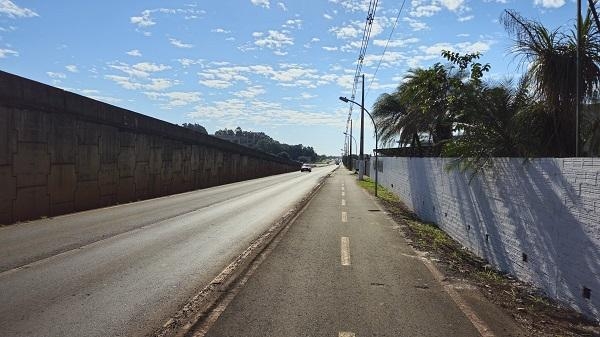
left=342, top=191, right=345, bottom=197
left=339, top=332, right=355, bottom=337
left=341, top=237, right=351, bottom=266
left=342, top=186, right=345, bottom=191
left=341, top=212, right=347, bottom=222
left=342, top=199, right=346, bottom=206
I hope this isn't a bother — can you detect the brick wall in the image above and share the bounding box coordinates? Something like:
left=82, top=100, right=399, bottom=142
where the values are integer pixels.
left=0, top=71, right=299, bottom=224
left=371, top=157, right=600, bottom=320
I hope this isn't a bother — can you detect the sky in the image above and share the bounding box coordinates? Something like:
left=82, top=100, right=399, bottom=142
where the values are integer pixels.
left=0, top=0, right=582, bottom=156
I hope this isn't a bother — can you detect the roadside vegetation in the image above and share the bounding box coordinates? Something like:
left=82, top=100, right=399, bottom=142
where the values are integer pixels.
left=358, top=177, right=600, bottom=336
left=372, top=8, right=600, bottom=174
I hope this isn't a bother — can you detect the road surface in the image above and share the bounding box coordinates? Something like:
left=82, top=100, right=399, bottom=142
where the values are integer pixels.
left=0, top=165, right=335, bottom=337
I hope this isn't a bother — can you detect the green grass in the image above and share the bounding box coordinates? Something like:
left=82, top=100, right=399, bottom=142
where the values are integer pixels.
left=473, top=269, right=505, bottom=284
left=357, top=177, right=399, bottom=202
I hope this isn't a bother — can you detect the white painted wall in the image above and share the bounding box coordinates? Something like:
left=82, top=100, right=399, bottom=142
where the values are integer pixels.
left=370, top=157, right=600, bottom=320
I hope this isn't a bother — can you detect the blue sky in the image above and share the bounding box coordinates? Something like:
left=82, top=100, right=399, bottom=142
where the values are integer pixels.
left=0, top=0, right=580, bottom=155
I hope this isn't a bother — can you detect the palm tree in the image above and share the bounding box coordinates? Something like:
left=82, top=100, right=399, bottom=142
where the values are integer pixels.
left=501, top=8, right=600, bottom=156
left=443, top=76, right=552, bottom=174
left=372, top=64, right=465, bottom=149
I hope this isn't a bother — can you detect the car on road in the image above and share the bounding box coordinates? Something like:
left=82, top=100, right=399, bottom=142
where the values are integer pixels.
left=300, top=164, right=312, bottom=172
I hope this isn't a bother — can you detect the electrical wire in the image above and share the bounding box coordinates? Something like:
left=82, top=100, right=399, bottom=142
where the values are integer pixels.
left=365, top=0, right=406, bottom=98
left=344, top=0, right=379, bottom=135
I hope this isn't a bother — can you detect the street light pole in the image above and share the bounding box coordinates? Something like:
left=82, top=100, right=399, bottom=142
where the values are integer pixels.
left=349, top=119, right=353, bottom=170
left=339, top=96, right=379, bottom=197
left=344, top=132, right=358, bottom=156
left=359, top=74, right=365, bottom=180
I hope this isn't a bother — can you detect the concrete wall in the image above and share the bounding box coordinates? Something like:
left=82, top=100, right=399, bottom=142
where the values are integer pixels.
left=0, top=71, right=299, bottom=224
left=370, top=157, right=600, bottom=319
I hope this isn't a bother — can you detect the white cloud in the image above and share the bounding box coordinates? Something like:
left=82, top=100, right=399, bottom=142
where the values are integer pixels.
left=0, top=0, right=38, bottom=18
left=363, top=51, right=409, bottom=67
left=409, top=0, right=469, bottom=17
left=127, top=49, right=142, bottom=57
left=65, top=65, right=78, bottom=73
left=324, top=13, right=333, bottom=19
left=254, top=30, right=294, bottom=49
left=47, top=72, right=66, bottom=79
left=458, top=15, right=474, bottom=22
left=440, top=0, right=465, bottom=11
left=323, top=46, right=339, bottom=51
left=403, top=17, right=429, bottom=31
left=188, top=98, right=345, bottom=127
left=373, top=37, right=419, bottom=47
left=251, top=0, right=270, bottom=8
left=72, top=89, right=122, bottom=104
left=177, top=58, right=205, bottom=67
left=105, top=75, right=176, bottom=91
left=0, top=48, right=18, bottom=58
left=211, top=28, right=231, bottom=34
left=198, top=79, right=234, bottom=89
left=131, top=10, right=155, bottom=27
left=328, top=0, right=371, bottom=12
left=133, top=62, right=171, bottom=73
left=283, top=19, right=302, bottom=29
left=106, top=61, right=174, bottom=91
left=169, top=38, right=194, bottom=48
left=329, top=21, right=362, bottom=39
left=130, top=7, right=206, bottom=29
left=300, top=92, right=316, bottom=99
left=233, top=86, right=266, bottom=98
left=410, top=2, right=442, bottom=17
left=144, top=91, right=202, bottom=108
left=277, top=2, right=287, bottom=11
left=533, top=0, right=565, bottom=8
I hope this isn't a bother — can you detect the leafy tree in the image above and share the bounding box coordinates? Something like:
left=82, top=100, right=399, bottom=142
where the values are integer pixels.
left=277, top=151, right=290, bottom=160
left=214, top=126, right=320, bottom=161
left=181, top=123, right=208, bottom=134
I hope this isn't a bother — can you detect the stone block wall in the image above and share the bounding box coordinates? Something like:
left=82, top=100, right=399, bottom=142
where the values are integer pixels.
left=370, top=157, right=600, bottom=320
left=0, top=71, right=299, bottom=224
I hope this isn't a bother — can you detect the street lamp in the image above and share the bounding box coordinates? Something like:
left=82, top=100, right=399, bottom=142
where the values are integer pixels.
left=344, top=132, right=358, bottom=171
left=339, top=96, right=379, bottom=197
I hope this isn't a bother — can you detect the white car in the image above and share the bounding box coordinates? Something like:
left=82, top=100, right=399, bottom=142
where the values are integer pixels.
left=300, top=164, right=312, bottom=172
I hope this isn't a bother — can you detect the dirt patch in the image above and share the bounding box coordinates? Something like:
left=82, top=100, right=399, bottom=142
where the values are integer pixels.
left=375, top=194, right=600, bottom=337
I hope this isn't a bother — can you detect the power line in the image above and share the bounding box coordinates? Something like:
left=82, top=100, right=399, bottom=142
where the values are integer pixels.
left=345, top=0, right=379, bottom=134
left=366, top=0, right=406, bottom=98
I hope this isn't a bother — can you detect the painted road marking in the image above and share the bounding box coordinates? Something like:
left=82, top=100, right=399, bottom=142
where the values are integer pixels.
left=342, top=191, right=345, bottom=197
left=342, top=212, right=347, bottom=222
left=342, top=186, right=345, bottom=191
left=342, top=199, right=346, bottom=206
left=339, top=332, right=355, bottom=337
left=341, top=237, right=351, bottom=266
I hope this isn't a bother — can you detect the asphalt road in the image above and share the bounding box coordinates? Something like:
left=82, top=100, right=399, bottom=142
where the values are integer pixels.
left=201, top=169, right=484, bottom=337
left=0, top=165, right=336, bottom=337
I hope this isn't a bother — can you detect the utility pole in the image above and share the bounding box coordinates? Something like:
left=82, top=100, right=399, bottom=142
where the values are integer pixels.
left=349, top=119, right=353, bottom=171
left=359, top=74, right=365, bottom=180
left=576, top=0, right=581, bottom=157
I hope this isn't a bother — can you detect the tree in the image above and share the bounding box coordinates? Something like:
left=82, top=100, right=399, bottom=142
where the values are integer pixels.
left=372, top=52, right=489, bottom=149
left=181, top=123, right=208, bottom=134
left=443, top=76, right=551, bottom=174
left=501, top=8, right=600, bottom=156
